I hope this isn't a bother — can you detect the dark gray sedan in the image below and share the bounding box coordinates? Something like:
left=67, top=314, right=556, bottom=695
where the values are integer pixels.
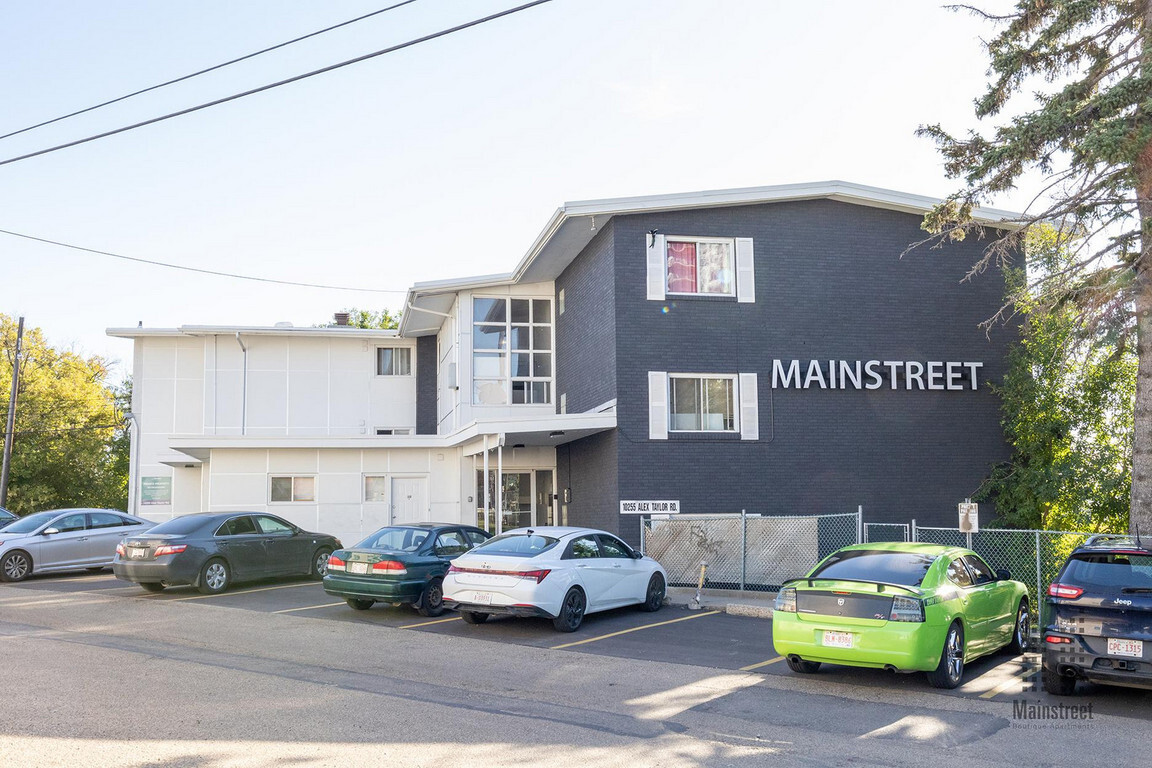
left=112, top=512, right=340, bottom=594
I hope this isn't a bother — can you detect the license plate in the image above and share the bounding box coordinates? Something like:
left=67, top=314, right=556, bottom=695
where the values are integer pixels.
left=129, top=548, right=147, bottom=559
left=348, top=562, right=368, bottom=575
left=1107, top=638, right=1143, bottom=658
left=822, top=630, right=853, bottom=649
left=474, top=591, right=493, bottom=605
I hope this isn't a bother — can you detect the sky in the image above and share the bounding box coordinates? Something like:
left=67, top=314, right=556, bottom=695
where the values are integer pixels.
left=0, top=0, right=1027, bottom=377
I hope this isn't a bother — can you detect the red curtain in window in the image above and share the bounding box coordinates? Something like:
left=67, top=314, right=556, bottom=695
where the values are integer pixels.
left=666, top=241, right=697, bottom=293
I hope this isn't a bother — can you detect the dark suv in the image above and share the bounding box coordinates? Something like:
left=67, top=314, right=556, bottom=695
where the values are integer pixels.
left=1042, top=535, right=1152, bottom=695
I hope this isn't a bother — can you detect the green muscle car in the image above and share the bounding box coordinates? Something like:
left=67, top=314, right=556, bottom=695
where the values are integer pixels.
left=772, top=542, right=1030, bottom=688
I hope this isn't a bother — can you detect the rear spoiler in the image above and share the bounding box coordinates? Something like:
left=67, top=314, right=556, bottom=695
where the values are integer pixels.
left=781, top=577, right=924, bottom=597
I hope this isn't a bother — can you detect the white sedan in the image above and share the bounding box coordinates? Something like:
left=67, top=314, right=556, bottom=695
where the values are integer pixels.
left=442, top=526, right=667, bottom=632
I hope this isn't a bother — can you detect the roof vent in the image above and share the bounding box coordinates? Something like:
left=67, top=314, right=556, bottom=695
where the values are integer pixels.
left=334, top=312, right=351, bottom=326
left=274, top=321, right=294, bottom=328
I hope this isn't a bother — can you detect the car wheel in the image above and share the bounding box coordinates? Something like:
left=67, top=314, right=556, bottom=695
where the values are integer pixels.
left=927, top=622, right=965, bottom=689
left=786, top=657, right=821, bottom=674
left=553, top=587, right=586, bottom=632
left=460, top=611, right=489, bottom=625
left=416, top=577, right=445, bottom=617
left=196, top=558, right=231, bottom=595
left=346, top=598, right=374, bottom=611
left=1006, top=599, right=1030, bottom=654
left=639, top=573, right=666, bottom=612
left=140, top=582, right=165, bottom=593
left=0, top=550, right=32, bottom=582
left=1042, top=664, right=1077, bottom=696
left=310, top=548, right=333, bottom=579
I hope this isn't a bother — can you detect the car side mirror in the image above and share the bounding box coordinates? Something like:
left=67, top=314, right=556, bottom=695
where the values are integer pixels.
left=633, top=550, right=644, bottom=560
left=996, top=568, right=1011, bottom=581
left=42, top=527, right=59, bottom=536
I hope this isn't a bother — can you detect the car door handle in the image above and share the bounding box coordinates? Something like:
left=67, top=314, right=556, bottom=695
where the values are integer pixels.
left=612, top=564, right=622, bottom=568
left=78, top=537, right=88, bottom=542
left=576, top=564, right=590, bottom=568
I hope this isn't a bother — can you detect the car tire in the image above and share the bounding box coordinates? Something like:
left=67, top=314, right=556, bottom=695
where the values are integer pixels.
left=786, top=657, right=821, bottom=674
left=553, top=587, right=586, bottom=632
left=140, top=582, right=165, bottom=593
left=346, top=598, right=374, bottom=611
left=0, top=550, right=32, bottom=582
left=460, top=611, right=489, bottom=625
left=310, top=548, right=333, bottom=579
left=927, top=621, right=965, bottom=689
left=1042, top=664, right=1077, bottom=696
left=1006, top=599, right=1030, bottom=654
left=196, top=558, right=231, bottom=595
left=416, top=577, right=445, bottom=617
left=639, top=573, right=666, bottom=612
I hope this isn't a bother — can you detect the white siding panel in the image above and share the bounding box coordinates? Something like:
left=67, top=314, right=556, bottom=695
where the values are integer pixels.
left=739, top=372, right=759, bottom=441
left=648, top=371, right=668, bottom=440
left=646, top=234, right=666, bottom=301
left=736, top=237, right=756, bottom=303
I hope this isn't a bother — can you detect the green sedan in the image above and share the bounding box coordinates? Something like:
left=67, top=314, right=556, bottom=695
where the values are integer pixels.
left=324, top=523, right=491, bottom=616
left=772, top=542, right=1030, bottom=688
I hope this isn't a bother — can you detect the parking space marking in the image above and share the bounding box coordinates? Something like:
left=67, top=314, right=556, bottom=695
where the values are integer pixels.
left=401, top=616, right=462, bottom=629
left=4, top=597, right=89, bottom=608
left=551, top=610, right=721, bottom=650
left=273, top=602, right=347, bottom=614
left=979, top=664, right=1036, bottom=699
left=740, top=656, right=784, bottom=671
left=169, top=582, right=322, bottom=601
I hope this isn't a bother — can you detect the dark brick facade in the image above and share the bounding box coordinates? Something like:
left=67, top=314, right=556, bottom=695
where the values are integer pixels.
left=416, top=335, right=437, bottom=435
left=556, top=199, right=1014, bottom=542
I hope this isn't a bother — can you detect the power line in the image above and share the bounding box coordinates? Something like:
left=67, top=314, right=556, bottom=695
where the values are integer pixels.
left=0, top=228, right=408, bottom=293
left=0, top=0, right=555, bottom=168
left=0, top=1, right=421, bottom=142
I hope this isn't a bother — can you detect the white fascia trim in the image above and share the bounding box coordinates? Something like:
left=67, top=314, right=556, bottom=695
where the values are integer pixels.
left=109, top=326, right=399, bottom=339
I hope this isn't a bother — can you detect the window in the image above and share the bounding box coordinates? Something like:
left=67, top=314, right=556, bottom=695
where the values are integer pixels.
left=963, top=555, right=997, bottom=585
left=376, top=347, right=412, bottom=376
left=375, top=427, right=413, bottom=436
left=809, top=550, right=937, bottom=587
left=472, top=297, right=552, bottom=405
left=357, top=526, right=427, bottom=551
left=90, top=512, right=128, bottom=529
left=433, top=530, right=469, bottom=556
left=472, top=532, right=559, bottom=557
left=598, top=535, right=633, bottom=559
left=54, top=513, right=87, bottom=533
left=669, top=375, right=736, bottom=432
left=666, top=237, right=734, bottom=296
left=256, top=515, right=294, bottom=535
left=464, top=529, right=489, bottom=547
left=947, top=558, right=973, bottom=587
left=567, top=536, right=601, bottom=559
left=364, top=476, right=388, bottom=503
left=270, top=476, right=315, bottom=503
left=216, top=516, right=258, bottom=536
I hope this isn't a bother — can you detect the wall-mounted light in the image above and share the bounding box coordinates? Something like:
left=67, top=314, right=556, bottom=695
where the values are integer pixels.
left=549, top=430, right=565, bottom=438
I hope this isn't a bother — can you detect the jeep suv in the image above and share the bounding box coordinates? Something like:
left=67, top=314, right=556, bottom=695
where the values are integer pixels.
left=1042, top=535, right=1152, bottom=695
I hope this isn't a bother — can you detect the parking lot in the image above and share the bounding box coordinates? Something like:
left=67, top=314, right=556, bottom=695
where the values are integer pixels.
left=4, top=568, right=1150, bottom=723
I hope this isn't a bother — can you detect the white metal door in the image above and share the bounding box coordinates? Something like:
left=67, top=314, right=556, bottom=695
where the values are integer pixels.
left=390, top=476, right=428, bottom=524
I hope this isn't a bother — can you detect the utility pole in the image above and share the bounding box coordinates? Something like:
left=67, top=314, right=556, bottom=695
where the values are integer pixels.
left=0, top=315, right=24, bottom=508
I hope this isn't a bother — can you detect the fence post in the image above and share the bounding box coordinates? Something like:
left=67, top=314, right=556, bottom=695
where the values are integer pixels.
left=1034, top=530, right=1043, bottom=627
left=857, top=505, right=863, bottom=544
left=740, top=509, right=747, bottom=593
left=911, top=518, right=917, bottom=542
left=639, top=515, right=647, bottom=555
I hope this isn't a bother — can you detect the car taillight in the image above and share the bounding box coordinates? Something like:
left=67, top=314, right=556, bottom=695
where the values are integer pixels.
left=1048, top=583, right=1084, bottom=599
left=115, top=543, right=125, bottom=557
left=327, top=555, right=346, bottom=572
left=889, top=595, right=925, bottom=622
left=519, top=569, right=550, bottom=583
left=1045, top=635, right=1073, bottom=644
left=373, top=560, right=407, bottom=574
left=774, top=587, right=797, bottom=613
left=447, top=564, right=461, bottom=575
left=154, top=544, right=187, bottom=557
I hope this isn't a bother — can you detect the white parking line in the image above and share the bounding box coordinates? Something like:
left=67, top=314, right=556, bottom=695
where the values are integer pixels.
left=169, top=582, right=322, bottom=601
left=273, top=602, right=346, bottom=614
left=979, top=665, right=1036, bottom=699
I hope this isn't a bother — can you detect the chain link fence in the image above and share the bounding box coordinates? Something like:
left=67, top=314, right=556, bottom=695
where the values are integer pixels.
left=640, top=511, right=861, bottom=593
left=863, top=522, right=909, bottom=542
left=912, top=525, right=1092, bottom=625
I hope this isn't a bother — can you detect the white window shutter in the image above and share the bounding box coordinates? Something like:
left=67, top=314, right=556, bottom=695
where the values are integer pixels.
left=648, top=371, right=668, bottom=440
left=735, top=237, right=755, bottom=303
left=646, top=233, right=666, bottom=301
left=739, top=373, right=759, bottom=440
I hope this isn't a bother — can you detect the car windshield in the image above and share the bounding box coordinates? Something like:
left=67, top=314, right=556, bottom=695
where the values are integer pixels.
left=471, top=533, right=559, bottom=557
left=809, top=549, right=937, bottom=587
left=1, top=510, right=62, bottom=533
left=146, top=516, right=212, bottom=536
left=1062, top=553, right=1152, bottom=591
left=358, top=527, right=429, bottom=552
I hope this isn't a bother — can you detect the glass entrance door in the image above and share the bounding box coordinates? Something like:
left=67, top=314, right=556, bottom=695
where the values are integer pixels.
left=475, top=470, right=554, bottom=533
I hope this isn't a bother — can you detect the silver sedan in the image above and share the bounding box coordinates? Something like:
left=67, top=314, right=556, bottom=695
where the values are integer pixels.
left=0, top=508, right=156, bottom=582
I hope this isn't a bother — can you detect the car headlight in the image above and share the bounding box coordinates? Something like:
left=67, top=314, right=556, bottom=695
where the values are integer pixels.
left=774, top=587, right=797, bottom=613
